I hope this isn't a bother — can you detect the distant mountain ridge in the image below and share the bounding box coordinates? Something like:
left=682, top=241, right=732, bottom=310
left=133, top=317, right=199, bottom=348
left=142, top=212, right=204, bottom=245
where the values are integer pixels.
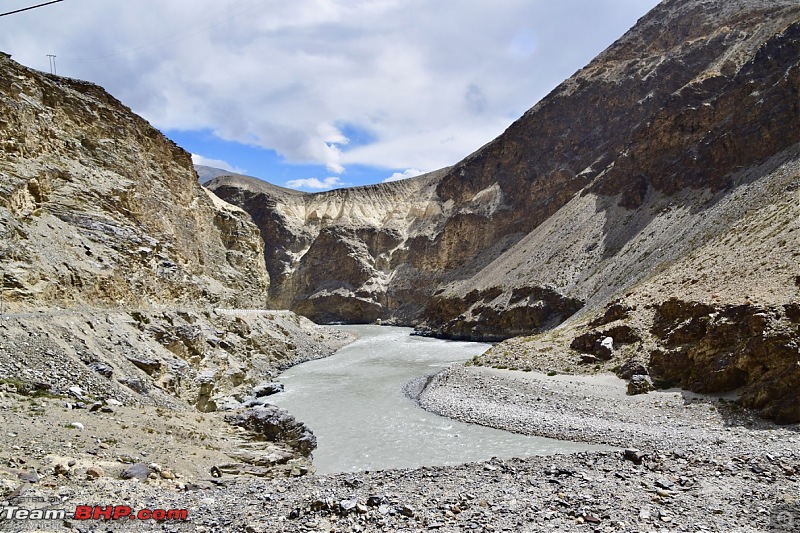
left=195, top=164, right=250, bottom=185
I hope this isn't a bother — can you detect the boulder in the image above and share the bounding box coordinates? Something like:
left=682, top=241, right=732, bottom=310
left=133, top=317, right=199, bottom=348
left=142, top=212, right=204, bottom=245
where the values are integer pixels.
left=618, top=360, right=648, bottom=380
left=86, top=466, right=104, bottom=480
left=126, top=355, right=161, bottom=376
left=121, top=463, right=151, bottom=482
left=252, top=382, right=284, bottom=398
left=627, top=375, right=653, bottom=395
left=87, top=361, right=113, bottom=378
left=224, top=406, right=316, bottom=456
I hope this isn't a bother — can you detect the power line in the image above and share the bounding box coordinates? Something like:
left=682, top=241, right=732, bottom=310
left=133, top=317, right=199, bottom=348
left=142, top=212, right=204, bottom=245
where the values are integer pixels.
left=0, top=0, right=65, bottom=18
left=47, top=54, right=57, bottom=74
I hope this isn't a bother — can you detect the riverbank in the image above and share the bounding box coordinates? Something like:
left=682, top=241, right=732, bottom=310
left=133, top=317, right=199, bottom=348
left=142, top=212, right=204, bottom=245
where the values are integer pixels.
left=418, top=365, right=779, bottom=453
left=2, top=339, right=798, bottom=531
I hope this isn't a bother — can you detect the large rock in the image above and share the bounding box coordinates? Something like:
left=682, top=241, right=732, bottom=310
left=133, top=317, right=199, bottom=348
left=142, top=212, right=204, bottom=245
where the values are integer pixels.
left=252, top=382, right=284, bottom=398
left=627, top=375, right=653, bottom=396
left=224, top=406, right=317, bottom=456
left=649, top=299, right=800, bottom=423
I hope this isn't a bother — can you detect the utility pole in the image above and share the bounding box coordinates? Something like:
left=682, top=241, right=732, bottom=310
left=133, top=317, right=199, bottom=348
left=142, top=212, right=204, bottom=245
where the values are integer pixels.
left=47, top=54, right=56, bottom=75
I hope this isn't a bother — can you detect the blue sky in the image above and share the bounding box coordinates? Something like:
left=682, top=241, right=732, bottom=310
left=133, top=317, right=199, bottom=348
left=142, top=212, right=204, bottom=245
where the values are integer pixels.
left=0, top=0, right=660, bottom=191
left=167, top=126, right=410, bottom=188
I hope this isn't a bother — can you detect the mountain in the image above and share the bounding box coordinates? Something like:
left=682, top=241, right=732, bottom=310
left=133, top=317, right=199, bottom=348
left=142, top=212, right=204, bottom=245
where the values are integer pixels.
left=209, top=0, right=800, bottom=422
left=0, top=50, right=348, bottom=448
left=195, top=164, right=250, bottom=185
left=0, top=54, right=269, bottom=310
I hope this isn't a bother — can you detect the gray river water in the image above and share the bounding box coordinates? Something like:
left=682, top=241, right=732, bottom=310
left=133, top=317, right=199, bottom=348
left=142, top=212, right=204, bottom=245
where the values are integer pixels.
left=269, top=325, right=604, bottom=474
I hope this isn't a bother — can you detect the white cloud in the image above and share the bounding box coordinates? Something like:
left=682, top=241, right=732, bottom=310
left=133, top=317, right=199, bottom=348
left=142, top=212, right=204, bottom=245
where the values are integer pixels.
left=191, top=154, right=244, bottom=174
left=0, top=0, right=661, bottom=175
left=285, top=176, right=346, bottom=190
left=384, top=169, right=423, bottom=183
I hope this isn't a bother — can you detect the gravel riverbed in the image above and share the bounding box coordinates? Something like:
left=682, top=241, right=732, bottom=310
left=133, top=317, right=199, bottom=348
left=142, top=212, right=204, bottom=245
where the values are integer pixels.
left=2, top=364, right=798, bottom=532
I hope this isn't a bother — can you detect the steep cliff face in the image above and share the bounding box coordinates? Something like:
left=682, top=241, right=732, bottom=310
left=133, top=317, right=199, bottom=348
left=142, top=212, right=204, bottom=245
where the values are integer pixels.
left=207, top=170, right=452, bottom=322
left=0, top=52, right=269, bottom=310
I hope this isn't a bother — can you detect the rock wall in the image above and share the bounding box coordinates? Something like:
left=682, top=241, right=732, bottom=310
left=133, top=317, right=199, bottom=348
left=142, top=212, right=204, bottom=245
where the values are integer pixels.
left=0, top=52, right=269, bottom=310
left=649, top=299, right=800, bottom=424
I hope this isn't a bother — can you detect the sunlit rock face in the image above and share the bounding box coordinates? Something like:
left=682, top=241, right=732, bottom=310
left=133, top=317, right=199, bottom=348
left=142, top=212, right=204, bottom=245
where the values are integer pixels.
left=0, top=52, right=269, bottom=310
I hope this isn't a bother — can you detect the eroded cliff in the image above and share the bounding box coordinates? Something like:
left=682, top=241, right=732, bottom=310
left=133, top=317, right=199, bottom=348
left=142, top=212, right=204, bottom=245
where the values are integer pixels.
left=0, top=52, right=269, bottom=310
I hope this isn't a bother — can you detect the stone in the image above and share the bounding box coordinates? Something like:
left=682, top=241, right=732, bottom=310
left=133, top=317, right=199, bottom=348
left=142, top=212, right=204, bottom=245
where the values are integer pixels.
left=252, top=382, right=284, bottom=398
left=118, top=377, right=148, bottom=394
left=70, top=422, right=84, bottom=430
left=18, top=470, right=39, bottom=483
left=54, top=464, right=70, bottom=476
left=224, top=406, right=316, bottom=456
left=594, top=337, right=614, bottom=359
left=67, top=386, right=85, bottom=400
left=126, top=355, right=161, bottom=376
left=87, top=362, right=113, bottom=378
left=86, top=466, right=104, bottom=480
left=340, top=499, right=357, bottom=513
left=310, top=500, right=329, bottom=512
left=399, top=505, right=415, bottom=517
left=120, top=463, right=151, bottom=482
left=627, top=375, right=653, bottom=395
left=242, top=397, right=271, bottom=408
left=618, top=360, right=648, bottom=380
left=655, top=478, right=675, bottom=490
left=624, top=449, right=645, bottom=464
left=600, top=336, right=614, bottom=350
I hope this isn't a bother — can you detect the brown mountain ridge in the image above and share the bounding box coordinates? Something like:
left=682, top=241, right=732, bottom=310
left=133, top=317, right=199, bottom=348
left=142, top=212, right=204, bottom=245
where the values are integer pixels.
left=209, top=0, right=800, bottom=422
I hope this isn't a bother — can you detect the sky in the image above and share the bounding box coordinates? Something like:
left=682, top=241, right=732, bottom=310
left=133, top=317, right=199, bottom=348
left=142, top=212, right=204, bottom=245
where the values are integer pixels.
left=0, top=0, right=660, bottom=191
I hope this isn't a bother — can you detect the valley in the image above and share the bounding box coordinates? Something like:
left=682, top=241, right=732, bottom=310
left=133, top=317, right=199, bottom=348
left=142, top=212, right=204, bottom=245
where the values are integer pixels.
left=0, top=0, right=798, bottom=531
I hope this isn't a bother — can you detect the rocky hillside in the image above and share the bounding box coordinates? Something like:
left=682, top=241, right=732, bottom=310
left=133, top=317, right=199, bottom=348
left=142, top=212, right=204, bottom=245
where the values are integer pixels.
left=211, top=0, right=799, bottom=332
left=0, top=52, right=270, bottom=311
left=0, top=51, right=355, bottom=475
left=210, top=0, right=800, bottom=422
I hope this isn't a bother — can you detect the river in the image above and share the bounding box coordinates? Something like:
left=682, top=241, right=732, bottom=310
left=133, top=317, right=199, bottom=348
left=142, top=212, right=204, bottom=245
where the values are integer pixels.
left=269, top=325, right=605, bottom=474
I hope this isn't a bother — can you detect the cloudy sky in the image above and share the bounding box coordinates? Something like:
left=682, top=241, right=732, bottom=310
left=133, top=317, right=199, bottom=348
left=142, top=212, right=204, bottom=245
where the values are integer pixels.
left=1, top=0, right=659, bottom=190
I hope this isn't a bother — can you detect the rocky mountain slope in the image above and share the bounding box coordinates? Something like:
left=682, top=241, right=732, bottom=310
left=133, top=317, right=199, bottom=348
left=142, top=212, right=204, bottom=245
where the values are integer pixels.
left=0, top=51, right=352, bottom=475
left=0, top=52, right=269, bottom=311
left=210, top=0, right=800, bottom=422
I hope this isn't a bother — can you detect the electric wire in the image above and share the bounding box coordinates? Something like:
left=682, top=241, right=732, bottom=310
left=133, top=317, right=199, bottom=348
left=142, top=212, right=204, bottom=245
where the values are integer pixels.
left=0, top=0, right=64, bottom=18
